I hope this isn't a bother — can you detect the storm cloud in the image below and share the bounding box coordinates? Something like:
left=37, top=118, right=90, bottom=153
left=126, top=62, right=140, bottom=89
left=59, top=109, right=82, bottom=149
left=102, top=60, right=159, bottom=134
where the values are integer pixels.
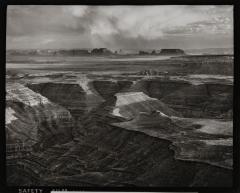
left=7, top=5, right=233, bottom=49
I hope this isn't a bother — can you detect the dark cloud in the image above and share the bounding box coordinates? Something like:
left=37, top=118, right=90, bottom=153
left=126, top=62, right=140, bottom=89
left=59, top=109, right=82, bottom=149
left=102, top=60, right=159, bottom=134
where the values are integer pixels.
left=7, top=5, right=233, bottom=49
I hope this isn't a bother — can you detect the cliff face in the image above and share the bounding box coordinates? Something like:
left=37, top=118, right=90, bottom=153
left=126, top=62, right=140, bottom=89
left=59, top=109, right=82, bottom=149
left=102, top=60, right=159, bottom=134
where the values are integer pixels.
left=6, top=83, right=73, bottom=148
left=128, top=80, right=232, bottom=119
left=92, top=80, right=133, bottom=100
left=27, top=79, right=232, bottom=120
left=113, top=112, right=232, bottom=169
left=160, top=83, right=232, bottom=118
left=7, top=83, right=50, bottom=106
left=27, top=81, right=180, bottom=120
left=27, top=82, right=104, bottom=118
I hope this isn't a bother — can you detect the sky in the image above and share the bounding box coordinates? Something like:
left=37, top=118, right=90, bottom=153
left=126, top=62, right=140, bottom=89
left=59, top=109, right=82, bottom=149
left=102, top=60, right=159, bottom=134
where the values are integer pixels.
left=7, top=5, right=233, bottom=50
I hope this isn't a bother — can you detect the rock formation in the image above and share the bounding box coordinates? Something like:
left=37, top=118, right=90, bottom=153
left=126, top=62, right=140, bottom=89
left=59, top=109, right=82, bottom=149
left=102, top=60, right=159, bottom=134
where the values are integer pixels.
left=6, top=83, right=73, bottom=148
left=159, top=49, right=185, bottom=55
left=91, top=48, right=113, bottom=55
left=138, top=50, right=150, bottom=55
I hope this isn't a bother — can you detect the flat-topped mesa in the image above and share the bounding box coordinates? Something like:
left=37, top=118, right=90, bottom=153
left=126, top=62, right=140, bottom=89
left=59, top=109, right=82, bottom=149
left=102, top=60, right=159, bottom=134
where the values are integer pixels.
left=159, top=49, right=185, bottom=55
left=6, top=83, right=50, bottom=106
left=91, top=48, right=113, bottom=55
left=115, top=92, right=156, bottom=107
left=56, top=49, right=90, bottom=56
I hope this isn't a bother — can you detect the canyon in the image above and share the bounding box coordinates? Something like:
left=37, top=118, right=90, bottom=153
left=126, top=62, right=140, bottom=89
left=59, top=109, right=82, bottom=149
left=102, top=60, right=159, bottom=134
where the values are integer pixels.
left=6, top=54, right=233, bottom=187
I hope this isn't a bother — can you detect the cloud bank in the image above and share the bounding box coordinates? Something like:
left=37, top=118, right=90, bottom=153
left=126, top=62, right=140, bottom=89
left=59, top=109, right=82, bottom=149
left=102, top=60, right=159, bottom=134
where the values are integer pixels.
left=7, top=5, right=233, bottom=49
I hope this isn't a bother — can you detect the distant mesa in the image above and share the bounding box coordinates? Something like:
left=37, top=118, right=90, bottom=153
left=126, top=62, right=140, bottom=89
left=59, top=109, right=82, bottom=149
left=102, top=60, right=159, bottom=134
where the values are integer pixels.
left=159, top=49, right=185, bottom=55
left=91, top=48, right=113, bottom=55
left=7, top=48, right=186, bottom=57
left=139, top=50, right=151, bottom=55
left=138, top=49, right=185, bottom=56
left=7, top=48, right=114, bottom=56
left=151, top=50, right=157, bottom=55
left=57, top=49, right=90, bottom=56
